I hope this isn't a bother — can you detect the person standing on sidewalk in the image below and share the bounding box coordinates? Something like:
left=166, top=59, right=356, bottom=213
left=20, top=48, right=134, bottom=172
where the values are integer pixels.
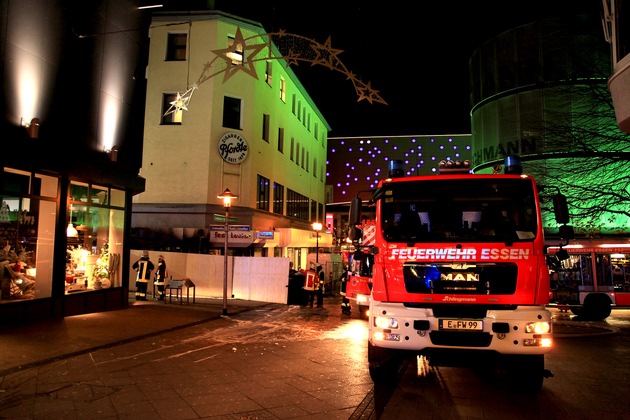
left=316, top=265, right=325, bottom=308
left=154, top=255, right=167, bottom=301
left=132, top=250, right=154, bottom=301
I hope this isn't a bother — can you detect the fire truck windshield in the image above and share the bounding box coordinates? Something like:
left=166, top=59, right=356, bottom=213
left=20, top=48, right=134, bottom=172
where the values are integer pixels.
left=380, top=178, right=538, bottom=243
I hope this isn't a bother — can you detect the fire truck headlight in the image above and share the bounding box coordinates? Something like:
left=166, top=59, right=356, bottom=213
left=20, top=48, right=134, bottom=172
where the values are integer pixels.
left=525, top=321, right=551, bottom=334
left=356, top=294, right=369, bottom=304
left=374, top=316, right=398, bottom=329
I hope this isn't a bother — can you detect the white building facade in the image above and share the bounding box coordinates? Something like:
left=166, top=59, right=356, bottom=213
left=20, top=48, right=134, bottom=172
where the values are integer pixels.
left=134, top=10, right=331, bottom=270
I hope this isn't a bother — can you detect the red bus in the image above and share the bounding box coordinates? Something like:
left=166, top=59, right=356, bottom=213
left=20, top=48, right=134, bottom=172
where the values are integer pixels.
left=547, top=241, right=630, bottom=320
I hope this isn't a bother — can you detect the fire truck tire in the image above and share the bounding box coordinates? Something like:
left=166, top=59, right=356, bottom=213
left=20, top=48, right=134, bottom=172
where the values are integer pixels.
left=368, top=342, right=402, bottom=384
left=582, top=293, right=612, bottom=320
left=508, top=354, right=544, bottom=393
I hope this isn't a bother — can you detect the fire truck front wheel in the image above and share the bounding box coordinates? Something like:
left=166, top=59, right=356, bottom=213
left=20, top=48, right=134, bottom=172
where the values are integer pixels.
left=368, top=342, right=405, bottom=384
left=506, top=354, right=545, bottom=393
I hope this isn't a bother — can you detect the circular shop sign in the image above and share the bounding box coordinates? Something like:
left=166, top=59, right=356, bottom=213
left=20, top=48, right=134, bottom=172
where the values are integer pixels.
left=218, top=132, right=249, bottom=164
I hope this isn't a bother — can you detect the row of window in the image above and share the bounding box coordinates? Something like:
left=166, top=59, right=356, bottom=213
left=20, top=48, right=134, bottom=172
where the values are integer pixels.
left=256, top=175, right=323, bottom=222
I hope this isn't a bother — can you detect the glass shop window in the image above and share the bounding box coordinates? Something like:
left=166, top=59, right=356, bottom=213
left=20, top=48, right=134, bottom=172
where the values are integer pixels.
left=66, top=182, right=125, bottom=294
left=1, top=168, right=58, bottom=303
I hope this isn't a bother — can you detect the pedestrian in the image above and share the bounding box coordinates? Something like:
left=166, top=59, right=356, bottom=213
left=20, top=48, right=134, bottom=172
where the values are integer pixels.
left=316, top=265, right=325, bottom=308
left=303, top=266, right=316, bottom=308
left=132, top=250, right=154, bottom=301
left=155, top=255, right=167, bottom=301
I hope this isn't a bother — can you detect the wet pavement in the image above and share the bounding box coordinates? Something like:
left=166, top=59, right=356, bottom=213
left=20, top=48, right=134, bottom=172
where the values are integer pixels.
left=0, top=296, right=628, bottom=419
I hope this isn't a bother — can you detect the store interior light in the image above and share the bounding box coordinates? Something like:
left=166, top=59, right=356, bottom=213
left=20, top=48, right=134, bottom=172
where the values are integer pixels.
left=67, top=205, right=78, bottom=237
left=67, top=223, right=78, bottom=238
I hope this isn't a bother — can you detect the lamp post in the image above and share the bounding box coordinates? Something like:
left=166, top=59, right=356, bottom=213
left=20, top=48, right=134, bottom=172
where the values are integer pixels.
left=218, top=188, right=237, bottom=315
left=312, top=222, right=323, bottom=264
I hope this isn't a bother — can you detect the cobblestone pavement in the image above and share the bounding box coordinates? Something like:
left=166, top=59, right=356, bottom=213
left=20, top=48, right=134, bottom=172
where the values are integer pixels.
left=1, top=299, right=628, bottom=419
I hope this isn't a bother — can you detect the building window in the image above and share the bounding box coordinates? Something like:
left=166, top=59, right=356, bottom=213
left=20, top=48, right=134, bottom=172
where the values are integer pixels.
left=313, top=157, right=317, bottom=177
left=292, top=94, right=296, bottom=115
left=67, top=181, right=125, bottom=293
left=0, top=168, right=58, bottom=302
left=287, top=189, right=309, bottom=221
left=311, top=199, right=317, bottom=222
left=265, top=61, right=273, bottom=86
left=227, top=36, right=244, bottom=65
left=223, top=96, right=242, bottom=129
left=278, top=127, right=284, bottom=153
left=262, top=114, right=270, bottom=142
left=257, top=175, right=270, bottom=211
left=166, top=33, right=187, bottom=61
left=301, top=147, right=305, bottom=169
left=280, top=77, right=286, bottom=102
left=314, top=123, right=318, bottom=140
left=162, top=93, right=183, bottom=124
left=290, top=137, right=295, bottom=161
left=273, top=182, right=284, bottom=214
left=306, top=151, right=310, bottom=172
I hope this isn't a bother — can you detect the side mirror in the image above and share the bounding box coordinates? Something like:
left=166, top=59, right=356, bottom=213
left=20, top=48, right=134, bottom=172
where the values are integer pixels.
left=349, top=197, right=362, bottom=225
left=553, top=194, right=570, bottom=224
left=349, top=226, right=362, bottom=242
left=556, top=248, right=570, bottom=261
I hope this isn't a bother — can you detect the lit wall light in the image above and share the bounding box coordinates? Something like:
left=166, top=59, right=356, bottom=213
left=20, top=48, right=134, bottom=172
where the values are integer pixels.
left=106, top=146, right=119, bottom=162
left=21, top=117, right=40, bottom=138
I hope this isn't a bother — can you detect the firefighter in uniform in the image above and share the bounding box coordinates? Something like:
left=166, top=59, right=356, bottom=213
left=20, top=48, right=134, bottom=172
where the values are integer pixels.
left=340, top=265, right=351, bottom=315
left=155, top=255, right=167, bottom=301
left=132, top=250, right=154, bottom=301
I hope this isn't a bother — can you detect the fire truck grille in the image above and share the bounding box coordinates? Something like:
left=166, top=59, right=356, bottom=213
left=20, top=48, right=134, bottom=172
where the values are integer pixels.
left=429, top=331, right=493, bottom=347
left=402, top=262, right=518, bottom=295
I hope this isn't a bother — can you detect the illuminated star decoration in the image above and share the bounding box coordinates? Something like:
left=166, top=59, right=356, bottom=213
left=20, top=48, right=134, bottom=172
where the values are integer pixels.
left=310, top=36, right=344, bottom=70
left=211, top=27, right=266, bottom=82
left=169, top=27, right=387, bottom=115
left=163, top=84, right=198, bottom=116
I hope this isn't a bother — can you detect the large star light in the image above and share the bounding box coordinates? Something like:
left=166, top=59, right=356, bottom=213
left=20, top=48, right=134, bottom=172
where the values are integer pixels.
left=168, top=26, right=387, bottom=116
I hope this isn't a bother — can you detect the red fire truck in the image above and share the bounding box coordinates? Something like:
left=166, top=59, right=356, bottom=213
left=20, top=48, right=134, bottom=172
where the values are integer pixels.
left=341, top=220, right=376, bottom=318
left=349, top=157, right=571, bottom=392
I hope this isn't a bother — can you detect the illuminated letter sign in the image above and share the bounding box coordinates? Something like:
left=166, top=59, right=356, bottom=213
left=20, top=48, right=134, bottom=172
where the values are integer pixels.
left=218, top=132, right=249, bottom=164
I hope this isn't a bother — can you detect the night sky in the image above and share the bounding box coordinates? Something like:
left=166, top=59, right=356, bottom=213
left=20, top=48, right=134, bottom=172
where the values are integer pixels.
left=209, top=1, right=600, bottom=138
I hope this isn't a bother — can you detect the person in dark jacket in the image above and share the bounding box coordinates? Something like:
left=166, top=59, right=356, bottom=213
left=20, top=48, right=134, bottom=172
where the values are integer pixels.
left=316, top=265, right=325, bottom=308
left=132, top=250, right=154, bottom=301
left=154, top=255, right=167, bottom=301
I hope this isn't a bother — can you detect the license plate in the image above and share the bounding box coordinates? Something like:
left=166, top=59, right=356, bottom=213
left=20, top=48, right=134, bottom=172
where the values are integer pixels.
left=439, top=319, right=483, bottom=331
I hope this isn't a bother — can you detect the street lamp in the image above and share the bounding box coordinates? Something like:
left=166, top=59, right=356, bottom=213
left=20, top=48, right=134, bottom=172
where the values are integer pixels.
left=312, top=222, right=323, bottom=263
left=218, top=188, right=237, bottom=315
